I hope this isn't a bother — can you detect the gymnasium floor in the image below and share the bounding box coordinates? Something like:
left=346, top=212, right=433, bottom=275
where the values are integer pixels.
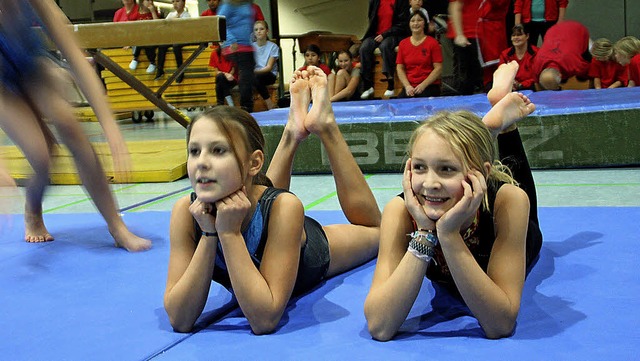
left=1, top=112, right=639, bottom=360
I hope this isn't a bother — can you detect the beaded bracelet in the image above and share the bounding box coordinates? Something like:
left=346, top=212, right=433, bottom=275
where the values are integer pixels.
left=407, top=229, right=438, bottom=263
left=202, top=231, right=218, bottom=238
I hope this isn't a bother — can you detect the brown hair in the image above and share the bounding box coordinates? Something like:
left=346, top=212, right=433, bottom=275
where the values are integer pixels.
left=187, top=106, right=273, bottom=187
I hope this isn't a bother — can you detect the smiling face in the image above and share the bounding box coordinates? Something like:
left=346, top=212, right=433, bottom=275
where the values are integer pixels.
left=187, top=118, right=246, bottom=203
left=409, top=12, right=426, bottom=34
left=511, top=31, right=528, bottom=48
left=409, top=129, right=467, bottom=220
left=337, top=52, right=352, bottom=70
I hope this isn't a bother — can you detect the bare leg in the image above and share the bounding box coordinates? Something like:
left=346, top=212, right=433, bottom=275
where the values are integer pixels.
left=27, top=80, right=151, bottom=252
left=483, top=92, right=536, bottom=138
left=334, top=69, right=350, bottom=95
left=327, top=72, right=336, bottom=97
left=304, top=66, right=380, bottom=276
left=0, top=92, right=55, bottom=242
left=265, top=71, right=311, bottom=190
left=487, top=61, right=519, bottom=106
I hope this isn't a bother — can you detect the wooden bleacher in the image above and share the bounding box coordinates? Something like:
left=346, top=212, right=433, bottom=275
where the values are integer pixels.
left=72, top=16, right=225, bottom=127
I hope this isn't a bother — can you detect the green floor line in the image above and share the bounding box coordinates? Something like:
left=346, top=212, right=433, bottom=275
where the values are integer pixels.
left=303, top=174, right=376, bottom=210
left=537, top=183, right=640, bottom=187
left=44, top=198, right=92, bottom=213
left=126, top=190, right=192, bottom=212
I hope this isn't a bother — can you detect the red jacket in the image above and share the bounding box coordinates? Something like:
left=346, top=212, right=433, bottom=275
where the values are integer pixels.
left=514, top=0, right=568, bottom=23
left=532, top=21, right=590, bottom=80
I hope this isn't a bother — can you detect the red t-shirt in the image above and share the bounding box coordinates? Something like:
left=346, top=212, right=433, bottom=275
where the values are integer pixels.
left=628, top=54, right=640, bottom=86
left=499, top=45, right=539, bottom=89
left=201, top=9, right=216, bottom=16
left=532, top=21, right=590, bottom=80
left=210, top=48, right=238, bottom=81
left=396, top=36, right=443, bottom=87
left=446, top=0, right=482, bottom=39
left=113, top=5, right=140, bottom=22
left=376, top=0, right=396, bottom=35
left=252, top=4, right=265, bottom=21
left=297, top=64, right=332, bottom=76
left=588, top=59, right=628, bottom=88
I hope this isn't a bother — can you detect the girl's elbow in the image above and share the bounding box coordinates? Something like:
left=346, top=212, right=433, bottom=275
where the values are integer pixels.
left=367, top=321, right=396, bottom=342
left=249, top=317, right=279, bottom=335
left=483, top=317, right=517, bottom=339
left=168, top=315, right=195, bottom=333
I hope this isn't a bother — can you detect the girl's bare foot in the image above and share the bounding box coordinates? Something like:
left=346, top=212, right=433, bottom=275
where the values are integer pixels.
left=487, top=61, right=519, bottom=106
left=483, top=92, right=536, bottom=137
left=110, top=221, right=152, bottom=252
left=305, top=66, right=337, bottom=135
left=287, top=71, right=311, bottom=142
left=24, top=210, right=54, bottom=243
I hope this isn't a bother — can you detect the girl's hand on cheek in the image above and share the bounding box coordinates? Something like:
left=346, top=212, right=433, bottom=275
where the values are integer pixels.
left=215, top=186, right=251, bottom=236
left=437, top=170, right=486, bottom=235
left=190, top=198, right=217, bottom=234
left=403, top=158, right=436, bottom=231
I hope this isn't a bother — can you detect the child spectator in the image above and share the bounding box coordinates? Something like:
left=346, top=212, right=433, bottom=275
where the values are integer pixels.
left=252, top=20, right=280, bottom=110
left=129, top=0, right=160, bottom=73
left=589, top=38, right=627, bottom=89
left=154, top=0, right=190, bottom=83
left=499, top=24, right=538, bottom=91
left=210, top=43, right=237, bottom=106
left=297, top=44, right=331, bottom=75
left=328, top=50, right=361, bottom=101
left=201, top=0, right=219, bottom=16
left=613, top=36, right=640, bottom=87
left=396, top=11, right=443, bottom=98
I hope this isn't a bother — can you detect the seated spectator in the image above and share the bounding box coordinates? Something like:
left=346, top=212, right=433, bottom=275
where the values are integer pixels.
left=253, top=20, right=279, bottom=110
left=113, top=0, right=140, bottom=22
left=589, top=38, right=627, bottom=89
left=396, top=11, right=443, bottom=98
left=201, top=0, right=219, bottom=16
left=409, top=0, right=437, bottom=35
left=328, top=50, right=361, bottom=101
left=499, top=24, right=538, bottom=91
left=532, top=20, right=591, bottom=90
left=129, top=0, right=160, bottom=74
left=297, top=44, right=331, bottom=75
left=154, top=0, right=190, bottom=83
left=359, top=0, right=410, bottom=99
left=613, top=36, right=640, bottom=87
left=210, top=43, right=237, bottom=107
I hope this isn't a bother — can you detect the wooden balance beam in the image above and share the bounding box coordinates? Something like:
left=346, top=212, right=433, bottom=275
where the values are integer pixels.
left=72, top=17, right=226, bottom=127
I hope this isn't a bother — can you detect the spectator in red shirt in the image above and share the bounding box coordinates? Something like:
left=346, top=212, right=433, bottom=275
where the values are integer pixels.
left=613, top=36, right=640, bottom=87
left=210, top=42, right=238, bottom=106
left=200, top=0, right=219, bottom=16
left=359, top=0, right=411, bottom=99
left=589, top=38, right=627, bottom=89
left=396, top=11, right=443, bottom=97
left=514, top=0, right=568, bottom=46
left=113, top=0, right=140, bottom=22
left=532, top=20, right=591, bottom=90
left=297, top=44, right=331, bottom=76
left=499, top=24, right=538, bottom=91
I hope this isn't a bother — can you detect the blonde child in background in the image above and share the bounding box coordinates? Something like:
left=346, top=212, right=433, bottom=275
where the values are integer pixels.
left=613, top=36, right=640, bottom=87
left=589, top=38, right=627, bottom=89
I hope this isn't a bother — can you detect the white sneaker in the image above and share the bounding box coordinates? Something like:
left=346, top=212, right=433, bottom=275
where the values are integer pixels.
left=129, top=59, right=138, bottom=70
left=360, top=87, right=374, bottom=99
left=384, top=89, right=395, bottom=97
left=146, top=64, right=156, bottom=73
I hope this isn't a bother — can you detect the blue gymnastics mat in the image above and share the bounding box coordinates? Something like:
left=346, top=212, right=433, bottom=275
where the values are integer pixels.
left=253, top=87, right=640, bottom=126
left=1, top=208, right=639, bottom=360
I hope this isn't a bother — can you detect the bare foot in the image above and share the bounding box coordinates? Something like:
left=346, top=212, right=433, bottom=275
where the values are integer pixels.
left=305, top=66, right=336, bottom=135
left=24, top=210, right=54, bottom=243
left=110, top=222, right=152, bottom=252
left=483, top=92, right=536, bottom=137
left=287, top=70, right=311, bottom=142
left=487, top=61, right=519, bottom=106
